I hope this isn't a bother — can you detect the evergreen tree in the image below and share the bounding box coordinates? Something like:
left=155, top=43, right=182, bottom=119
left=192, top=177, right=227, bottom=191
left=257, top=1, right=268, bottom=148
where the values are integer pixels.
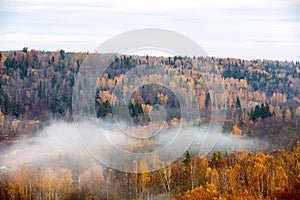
left=38, top=81, right=43, bottom=98
left=183, top=151, right=191, bottom=165
left=205, top=92, right=210, bottom=108
left=236, top=97, right=241, bottom=108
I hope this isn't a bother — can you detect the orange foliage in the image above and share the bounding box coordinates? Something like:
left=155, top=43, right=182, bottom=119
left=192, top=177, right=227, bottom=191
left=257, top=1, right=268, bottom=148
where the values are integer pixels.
left=230, top=125, right=242, bottom=135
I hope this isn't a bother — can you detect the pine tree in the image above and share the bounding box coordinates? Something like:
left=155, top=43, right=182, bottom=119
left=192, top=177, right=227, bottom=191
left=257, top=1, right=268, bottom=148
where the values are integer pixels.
left=236, top=97, right=241, bottom=108
left=205, top=92, right=210, bottom=108
left=183, top=151, right=191, bottom=165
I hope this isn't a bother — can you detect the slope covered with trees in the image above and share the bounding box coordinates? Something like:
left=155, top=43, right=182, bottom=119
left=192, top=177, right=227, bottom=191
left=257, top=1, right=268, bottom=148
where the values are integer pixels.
left=0, top=49, right=299, bottom=147
left=0, top=141, right=299, bottom=199
left=0, top=49, right=300, bottom=199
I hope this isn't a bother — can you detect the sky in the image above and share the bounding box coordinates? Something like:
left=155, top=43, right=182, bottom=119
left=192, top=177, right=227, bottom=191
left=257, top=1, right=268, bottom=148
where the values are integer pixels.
left=0, top=0, right=299, bottom=61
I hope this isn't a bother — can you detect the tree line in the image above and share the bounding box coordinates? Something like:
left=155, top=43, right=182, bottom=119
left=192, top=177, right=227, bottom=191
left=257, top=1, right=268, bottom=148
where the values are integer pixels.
left=1, top=141, right=299, bottom=199
left=0, top=50, right=300, bottom=140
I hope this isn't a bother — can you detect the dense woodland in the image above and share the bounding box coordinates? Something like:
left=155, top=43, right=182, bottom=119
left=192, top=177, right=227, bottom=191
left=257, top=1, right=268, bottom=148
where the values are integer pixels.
left=0, top=49, right=300, bottom=199
left=0, top=49, right=300, bottom=143
left=0, top=142, right=299, bottom=199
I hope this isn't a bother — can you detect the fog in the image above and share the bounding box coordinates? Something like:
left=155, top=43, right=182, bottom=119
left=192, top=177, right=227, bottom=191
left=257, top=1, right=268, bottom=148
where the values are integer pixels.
left=1, top=121, right=270, bottom=172
left=2, top=122, right=91, bottom=171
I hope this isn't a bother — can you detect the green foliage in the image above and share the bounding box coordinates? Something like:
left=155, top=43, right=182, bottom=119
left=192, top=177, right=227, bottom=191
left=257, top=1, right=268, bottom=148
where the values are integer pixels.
left=38, top=81, right=43, bottom=98
left=60, top=49, right=65, bottom=60
left=250, top=103, right=272, bottom=122
left=205, top=92, right=210, bottom=108
left=246, top=129, right=251, bottom=135
left=221, top=60, right=298, bottom=97
left=128, top=102, right=143, bottom=118
left=196, top=121, right=204, bottom=127
left=0, top=86, right=11, bottom=115
left=222, top=125, right=227, bottom=133
left=236, top=96, right=241, bottom=108
left=183, top=150, right=191, bottom=165
left=239, top=118, right=244, bottom=127
left=22, top=47, right=28, bottom=53
left=210, top=151, right=222, bottom=162
left=96, top=100, right=111, bottom=118
left=0, top=51, right=299, bottom=141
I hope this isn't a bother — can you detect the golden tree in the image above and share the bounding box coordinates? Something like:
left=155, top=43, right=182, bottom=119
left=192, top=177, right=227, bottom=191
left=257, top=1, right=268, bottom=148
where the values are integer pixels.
left=230, top=125, right=242, bottom=135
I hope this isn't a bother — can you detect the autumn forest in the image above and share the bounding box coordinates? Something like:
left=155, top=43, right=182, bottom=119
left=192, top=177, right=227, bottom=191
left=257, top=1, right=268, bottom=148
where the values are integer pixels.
left=0, top=49, right=300, bottom=199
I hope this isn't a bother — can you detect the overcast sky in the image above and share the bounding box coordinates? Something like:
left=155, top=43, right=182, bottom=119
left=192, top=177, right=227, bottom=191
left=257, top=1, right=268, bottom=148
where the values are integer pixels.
left=0, top=0, right=299, bottom=61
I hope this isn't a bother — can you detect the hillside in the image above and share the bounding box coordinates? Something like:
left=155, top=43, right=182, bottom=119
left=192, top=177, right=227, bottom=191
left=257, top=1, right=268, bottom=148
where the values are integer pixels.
left=0, top=49, right=299, bottom=147
left=0, top=49, right=300, bottom=199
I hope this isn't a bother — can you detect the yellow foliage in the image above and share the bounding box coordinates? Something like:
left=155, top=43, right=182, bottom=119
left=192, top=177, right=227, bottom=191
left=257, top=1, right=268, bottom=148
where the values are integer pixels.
left=139, top=159, right=150, bottom=193
left=230, top=125, right=242, bottom=135
left=157, top=92, right=168, bottom=104
left=170, top=118, right=180, bottom=126
left=0, top=109, right=4, bottom=126
left=205, top=183, right=218, bottom=195
left=178, top=186, right=209, bottom=200
left=97, top=90, right=112, bottom=104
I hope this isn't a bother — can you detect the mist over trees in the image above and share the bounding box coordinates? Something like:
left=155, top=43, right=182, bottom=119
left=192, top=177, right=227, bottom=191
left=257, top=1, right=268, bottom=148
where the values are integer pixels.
left=1, top=141, right=300, bottom=199
left=0, top=49, right=299, bottom=141
left=0, top=49, right=300, bottom=199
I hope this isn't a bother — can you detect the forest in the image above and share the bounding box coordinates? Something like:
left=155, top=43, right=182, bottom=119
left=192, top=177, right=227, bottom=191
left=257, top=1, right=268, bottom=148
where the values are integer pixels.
left=0, top=142, right=299, bottom=199
left=0, top=49, right=300, bottom=144
left=0, top=49, right=300, bottom=199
